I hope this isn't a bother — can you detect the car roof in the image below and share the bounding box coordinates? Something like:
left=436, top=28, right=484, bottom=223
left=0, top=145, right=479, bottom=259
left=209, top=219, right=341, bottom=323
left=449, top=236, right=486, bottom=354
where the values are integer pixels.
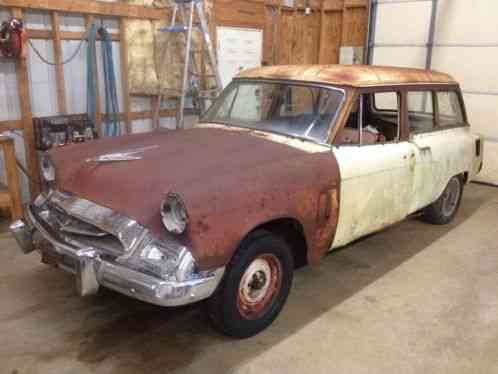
left=236, top=64, right=457, bottom=88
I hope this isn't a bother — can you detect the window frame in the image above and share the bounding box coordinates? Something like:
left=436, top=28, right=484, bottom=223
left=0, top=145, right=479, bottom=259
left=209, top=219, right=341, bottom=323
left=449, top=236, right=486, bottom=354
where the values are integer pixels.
left=405, top=84, right=469, bottom=136
left=331, top=83, right=468, bottom=146
left=335, top=87, right=403, bottom=147
left=406, top=90, right=437, bottom=135
left=434, top=90, right=467, bottom=129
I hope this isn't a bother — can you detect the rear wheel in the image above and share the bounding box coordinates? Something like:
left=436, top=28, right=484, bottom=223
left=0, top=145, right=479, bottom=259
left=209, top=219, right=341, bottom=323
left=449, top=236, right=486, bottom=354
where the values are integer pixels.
left=206, top=230, right=293, bottom=338
left=422, top=175, right=463, bottom=225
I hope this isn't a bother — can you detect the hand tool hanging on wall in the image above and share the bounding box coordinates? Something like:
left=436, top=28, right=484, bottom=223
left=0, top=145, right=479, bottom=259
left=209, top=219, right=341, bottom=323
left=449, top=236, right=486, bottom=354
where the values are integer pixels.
left=160, top=0, right=223, bottom=129
left=87, top=24, right=121, bottom=137
left=0, top=18, right=27, bottom=59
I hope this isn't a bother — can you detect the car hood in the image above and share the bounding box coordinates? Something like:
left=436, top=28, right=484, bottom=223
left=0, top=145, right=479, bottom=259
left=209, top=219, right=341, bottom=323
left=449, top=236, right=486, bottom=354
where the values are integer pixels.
left=49, top=125, right=332, bottom=258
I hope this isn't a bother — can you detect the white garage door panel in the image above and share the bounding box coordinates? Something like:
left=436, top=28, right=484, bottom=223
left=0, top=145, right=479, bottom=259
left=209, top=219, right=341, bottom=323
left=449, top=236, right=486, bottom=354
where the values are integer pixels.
left=28, top=40, right=58, bottom=117
left=435, top=0, right=498, bottom=44
left=375, top=3, right=431, bottom=44
left=432, top=48, right=498, bottom=92
left=63, top=40, right=88, bottom=114
left=463, top=94, right=498, bottom=140
left=373, top=47, right=427, bottom=69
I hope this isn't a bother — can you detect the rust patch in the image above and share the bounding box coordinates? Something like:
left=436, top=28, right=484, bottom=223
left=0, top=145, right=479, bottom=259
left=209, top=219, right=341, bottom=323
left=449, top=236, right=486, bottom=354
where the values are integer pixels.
left=238, top=64, right=456, bottom=88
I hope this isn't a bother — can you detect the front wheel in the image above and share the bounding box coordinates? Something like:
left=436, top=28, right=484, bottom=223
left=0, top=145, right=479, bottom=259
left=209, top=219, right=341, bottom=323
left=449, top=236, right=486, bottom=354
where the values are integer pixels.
left=422, top=175, right=463, bottom=225
left=206, top=230, right=294, bottom=338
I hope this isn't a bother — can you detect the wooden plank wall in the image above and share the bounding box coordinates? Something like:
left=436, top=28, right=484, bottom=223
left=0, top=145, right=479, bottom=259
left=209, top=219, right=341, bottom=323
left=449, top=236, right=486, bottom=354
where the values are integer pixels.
left=214, top=0, right=368, bottom=65
left=0, top=0, right=368, bottom=200
left=264, top=0, right=368, bottom=65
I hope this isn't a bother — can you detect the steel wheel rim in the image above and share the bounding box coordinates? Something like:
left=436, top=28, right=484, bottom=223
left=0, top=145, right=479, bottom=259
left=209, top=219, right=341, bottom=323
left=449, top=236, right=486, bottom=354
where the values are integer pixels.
left=441, top=178, right=460, bottom=217
left=237, top=254, right=283, bottom=320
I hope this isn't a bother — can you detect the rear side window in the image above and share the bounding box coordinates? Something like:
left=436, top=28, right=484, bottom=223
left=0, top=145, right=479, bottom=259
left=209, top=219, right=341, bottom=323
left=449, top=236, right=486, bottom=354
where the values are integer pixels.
left=437, top=91, right=464, bottom=127
left=407, top=91, right=435, bottom=133
left=374, top=92, right=398, bottom=111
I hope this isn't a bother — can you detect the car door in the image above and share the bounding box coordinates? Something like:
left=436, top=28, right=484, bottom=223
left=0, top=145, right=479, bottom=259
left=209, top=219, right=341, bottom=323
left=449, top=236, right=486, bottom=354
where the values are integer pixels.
left=404, top=90, right=439, bottom=211
left=331, top=91, right=415, bottom=249
left=407, top=88, right=475, bottom=213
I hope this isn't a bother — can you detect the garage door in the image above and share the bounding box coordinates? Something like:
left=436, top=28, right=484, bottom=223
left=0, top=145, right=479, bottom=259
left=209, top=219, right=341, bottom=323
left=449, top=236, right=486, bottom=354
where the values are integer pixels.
left=368, top=0, right=498, bottom=185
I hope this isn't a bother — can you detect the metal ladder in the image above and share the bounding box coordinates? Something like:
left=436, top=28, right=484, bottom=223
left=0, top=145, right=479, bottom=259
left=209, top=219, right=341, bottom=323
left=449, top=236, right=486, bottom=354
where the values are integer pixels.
left=160, top=0, right=223, bottom=129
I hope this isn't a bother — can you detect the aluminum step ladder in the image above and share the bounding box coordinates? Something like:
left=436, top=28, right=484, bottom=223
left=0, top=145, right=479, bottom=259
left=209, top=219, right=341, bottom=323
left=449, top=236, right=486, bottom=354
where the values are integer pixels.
left=160, top=0, right=223, bottom=129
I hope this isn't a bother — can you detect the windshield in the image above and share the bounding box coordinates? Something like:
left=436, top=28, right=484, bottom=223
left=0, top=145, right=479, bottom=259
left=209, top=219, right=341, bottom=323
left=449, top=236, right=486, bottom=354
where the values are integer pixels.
left=202, top=80, right=344, bottom=144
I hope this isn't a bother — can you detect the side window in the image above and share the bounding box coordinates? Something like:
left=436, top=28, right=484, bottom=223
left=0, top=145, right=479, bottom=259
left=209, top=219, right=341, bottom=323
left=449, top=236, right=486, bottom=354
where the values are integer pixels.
left=437, top=91, right=464, bottom=127
left=374, top=92, right=398, bottom=112
left=407, top=91, right=435, bottom=133
left=336, top=92, right=400, bottom=145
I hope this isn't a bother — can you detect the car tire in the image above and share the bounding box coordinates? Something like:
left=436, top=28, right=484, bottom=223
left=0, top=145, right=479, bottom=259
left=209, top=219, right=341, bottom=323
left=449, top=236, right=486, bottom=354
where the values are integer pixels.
left=206, top=230, right=294, bottom=339
left=422, top=175, right=463, bottom=225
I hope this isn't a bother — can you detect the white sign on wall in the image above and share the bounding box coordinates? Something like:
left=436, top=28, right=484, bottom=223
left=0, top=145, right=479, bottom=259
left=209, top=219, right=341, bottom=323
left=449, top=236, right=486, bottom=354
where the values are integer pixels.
left=216, top=27, right=263, bottom=88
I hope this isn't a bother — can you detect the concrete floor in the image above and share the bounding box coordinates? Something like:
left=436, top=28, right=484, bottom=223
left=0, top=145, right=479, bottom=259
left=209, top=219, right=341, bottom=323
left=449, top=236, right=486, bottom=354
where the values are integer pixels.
left=0, top=183, right=497, bottom=374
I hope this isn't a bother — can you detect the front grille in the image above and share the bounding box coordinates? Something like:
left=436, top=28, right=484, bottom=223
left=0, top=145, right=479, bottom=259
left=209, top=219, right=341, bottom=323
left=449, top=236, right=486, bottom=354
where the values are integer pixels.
left=44, top=203, right=125, bottom=257
left=50, top=205, right=108, bottom=237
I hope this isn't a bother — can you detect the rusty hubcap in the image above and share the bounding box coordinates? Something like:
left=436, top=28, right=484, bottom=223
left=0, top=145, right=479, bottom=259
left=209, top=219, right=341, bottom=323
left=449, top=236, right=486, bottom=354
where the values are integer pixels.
left=237, top=254, right=283, bottom=320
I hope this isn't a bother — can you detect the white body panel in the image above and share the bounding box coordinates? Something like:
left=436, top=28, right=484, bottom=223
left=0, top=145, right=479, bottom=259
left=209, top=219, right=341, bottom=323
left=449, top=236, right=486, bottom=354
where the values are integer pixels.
left=331, top=127, right=483, bottom=249
left=332, top=142, right=415, bottom=248
left=409, top=127, right=482, bottom=212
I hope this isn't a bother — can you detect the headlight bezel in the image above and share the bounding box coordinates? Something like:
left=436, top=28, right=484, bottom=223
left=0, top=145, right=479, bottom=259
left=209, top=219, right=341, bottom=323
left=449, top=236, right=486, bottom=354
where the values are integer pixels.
left=40, top=154, right=56, bottom=182
left=161, top=193, right=189, bottom=235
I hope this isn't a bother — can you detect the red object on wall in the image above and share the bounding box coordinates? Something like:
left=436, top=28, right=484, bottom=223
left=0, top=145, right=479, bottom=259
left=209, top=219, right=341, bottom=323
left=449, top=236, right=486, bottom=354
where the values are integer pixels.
left=0, top=18, right=27, bottom=59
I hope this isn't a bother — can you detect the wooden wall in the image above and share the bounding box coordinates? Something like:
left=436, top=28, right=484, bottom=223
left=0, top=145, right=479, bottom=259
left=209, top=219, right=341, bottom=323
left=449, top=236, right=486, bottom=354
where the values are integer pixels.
left=213, top=0, right=368, bottom=65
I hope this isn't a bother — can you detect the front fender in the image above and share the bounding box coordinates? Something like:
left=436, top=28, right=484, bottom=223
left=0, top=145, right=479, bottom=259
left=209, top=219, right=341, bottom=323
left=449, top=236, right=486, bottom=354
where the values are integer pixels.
left=181, top=152, right=341, bottom=270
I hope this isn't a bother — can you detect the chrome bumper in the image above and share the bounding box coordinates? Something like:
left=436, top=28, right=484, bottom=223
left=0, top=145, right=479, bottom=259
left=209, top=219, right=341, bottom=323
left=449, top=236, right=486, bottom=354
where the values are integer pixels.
left=10, top=207, right=224, bottom=307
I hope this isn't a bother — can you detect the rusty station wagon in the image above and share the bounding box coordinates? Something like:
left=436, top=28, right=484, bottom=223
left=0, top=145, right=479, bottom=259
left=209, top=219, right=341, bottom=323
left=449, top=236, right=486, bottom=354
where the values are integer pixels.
left=11, top=65, right=483, bottom=338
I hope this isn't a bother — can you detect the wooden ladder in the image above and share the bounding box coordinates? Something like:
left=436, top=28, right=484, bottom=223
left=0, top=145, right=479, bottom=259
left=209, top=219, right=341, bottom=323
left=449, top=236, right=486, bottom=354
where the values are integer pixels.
left=156, top=0, right=222, bottom=129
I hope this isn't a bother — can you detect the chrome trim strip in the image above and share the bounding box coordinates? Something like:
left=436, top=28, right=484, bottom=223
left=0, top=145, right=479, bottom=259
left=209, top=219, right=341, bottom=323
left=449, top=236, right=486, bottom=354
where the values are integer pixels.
left=86, top=145, right=159, bottom=163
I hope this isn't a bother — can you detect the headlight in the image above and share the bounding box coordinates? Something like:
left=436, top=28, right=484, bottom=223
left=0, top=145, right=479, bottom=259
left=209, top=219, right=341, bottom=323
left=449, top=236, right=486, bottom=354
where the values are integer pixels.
left=40, top=154, right=55, bottom=182
left=161, top=193, right=188, bottom=234
left=123, top=239, right=195, bottom=281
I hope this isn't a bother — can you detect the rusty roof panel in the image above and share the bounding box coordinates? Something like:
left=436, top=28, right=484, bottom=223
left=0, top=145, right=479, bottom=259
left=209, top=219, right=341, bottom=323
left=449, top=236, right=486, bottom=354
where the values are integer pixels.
left=237, top=65, right=457, bottom=87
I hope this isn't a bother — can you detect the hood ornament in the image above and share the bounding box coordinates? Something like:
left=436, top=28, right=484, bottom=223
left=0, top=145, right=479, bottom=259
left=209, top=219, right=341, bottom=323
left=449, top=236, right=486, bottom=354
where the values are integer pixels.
left=86, top=145, right=159, bottom=163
